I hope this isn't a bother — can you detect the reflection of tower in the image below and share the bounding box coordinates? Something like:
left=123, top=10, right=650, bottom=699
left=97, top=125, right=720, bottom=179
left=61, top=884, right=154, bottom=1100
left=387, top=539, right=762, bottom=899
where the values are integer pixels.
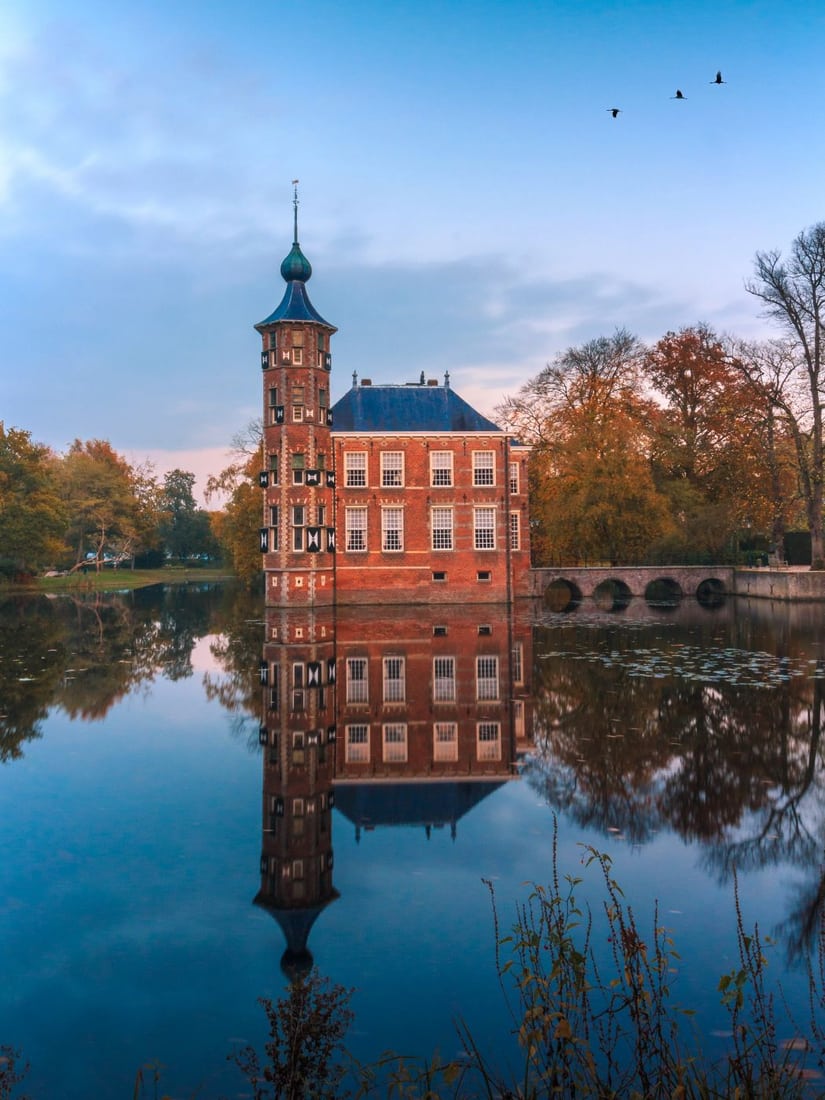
left=255, top=606, right=338, bottom=978
left=256, top=183, right=337, bottom=608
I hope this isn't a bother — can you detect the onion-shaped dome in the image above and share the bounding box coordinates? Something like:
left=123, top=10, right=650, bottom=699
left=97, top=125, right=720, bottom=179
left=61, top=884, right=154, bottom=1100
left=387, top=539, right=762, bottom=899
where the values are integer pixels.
left=280, top=242, right=312, bottom=284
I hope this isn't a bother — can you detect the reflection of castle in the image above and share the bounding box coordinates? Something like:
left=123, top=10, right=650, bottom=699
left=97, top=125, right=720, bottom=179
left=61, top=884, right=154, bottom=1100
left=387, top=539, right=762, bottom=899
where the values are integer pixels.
left=254, top=604, right=532, bottom=970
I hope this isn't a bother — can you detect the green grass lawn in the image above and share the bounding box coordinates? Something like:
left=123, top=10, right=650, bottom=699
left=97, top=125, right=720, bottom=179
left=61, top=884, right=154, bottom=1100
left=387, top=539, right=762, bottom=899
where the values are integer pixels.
left=6, top=566, right=235, bottom=594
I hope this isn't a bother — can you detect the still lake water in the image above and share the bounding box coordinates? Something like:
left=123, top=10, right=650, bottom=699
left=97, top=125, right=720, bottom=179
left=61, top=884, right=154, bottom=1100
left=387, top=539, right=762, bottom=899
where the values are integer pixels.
left=1, top=583, right=824, bottom=1097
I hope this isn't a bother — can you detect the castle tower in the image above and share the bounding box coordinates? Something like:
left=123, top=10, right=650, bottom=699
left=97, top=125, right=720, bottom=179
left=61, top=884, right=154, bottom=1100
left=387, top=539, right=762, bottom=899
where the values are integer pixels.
left=256, top=185, right=337, bottom=607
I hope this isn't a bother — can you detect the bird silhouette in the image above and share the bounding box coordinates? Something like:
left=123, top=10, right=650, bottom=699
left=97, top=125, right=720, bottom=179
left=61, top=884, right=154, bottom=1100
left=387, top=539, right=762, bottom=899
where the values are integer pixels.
left=671, top=89, right=686, bottom=99
left=710, top=70, right=725, bottom=84
left=607, top=107, right=622, bottom=118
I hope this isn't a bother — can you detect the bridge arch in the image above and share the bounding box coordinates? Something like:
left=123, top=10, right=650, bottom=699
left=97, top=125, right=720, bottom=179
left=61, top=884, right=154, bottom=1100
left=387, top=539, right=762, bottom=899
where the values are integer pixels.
left=644, top=577, right=683, bottom=608
left=696, top=577, right=727, bottom=608
left=543, top=578, right=582, bottom=612
left=593, top=578, right=633, bottom=612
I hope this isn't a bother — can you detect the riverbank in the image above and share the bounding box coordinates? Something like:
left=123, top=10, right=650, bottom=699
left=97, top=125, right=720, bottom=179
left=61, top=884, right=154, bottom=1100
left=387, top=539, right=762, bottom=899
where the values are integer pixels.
left=3, top=566, right=235, bottom=594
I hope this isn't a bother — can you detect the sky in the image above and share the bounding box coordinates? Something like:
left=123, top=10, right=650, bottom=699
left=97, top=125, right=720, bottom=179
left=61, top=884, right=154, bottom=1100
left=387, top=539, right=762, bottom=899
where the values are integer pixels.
left=2, top=0, right=824, bottom=502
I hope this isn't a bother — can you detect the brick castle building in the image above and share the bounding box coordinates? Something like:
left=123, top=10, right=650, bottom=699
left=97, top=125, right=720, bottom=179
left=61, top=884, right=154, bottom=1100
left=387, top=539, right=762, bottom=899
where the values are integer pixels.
left=257, top=192, right=531, bottom=606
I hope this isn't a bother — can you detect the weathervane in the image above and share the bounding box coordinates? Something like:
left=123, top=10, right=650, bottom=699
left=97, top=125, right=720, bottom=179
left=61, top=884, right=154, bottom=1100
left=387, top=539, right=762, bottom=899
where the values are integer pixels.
left=292, top=179, right=300, bottom=245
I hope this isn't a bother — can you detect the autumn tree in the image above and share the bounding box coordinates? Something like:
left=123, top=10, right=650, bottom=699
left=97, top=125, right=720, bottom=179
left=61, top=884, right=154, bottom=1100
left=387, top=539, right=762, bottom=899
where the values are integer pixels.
left=498, top=330, right=671, bottom=564
left=0, top=423, right=66, bottom=575
left=206, top=420, right=263, bottom=586
left=746, top=222, right=825, bottom=568
left=643, top=325, right=767, bottom=560
left=59, top=439, right=149, bottom=570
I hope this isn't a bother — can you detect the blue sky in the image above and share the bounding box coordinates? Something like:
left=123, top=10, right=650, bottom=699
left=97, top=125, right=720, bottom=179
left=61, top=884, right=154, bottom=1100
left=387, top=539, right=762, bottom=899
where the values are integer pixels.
left=2, top=0, right=823, bottom=499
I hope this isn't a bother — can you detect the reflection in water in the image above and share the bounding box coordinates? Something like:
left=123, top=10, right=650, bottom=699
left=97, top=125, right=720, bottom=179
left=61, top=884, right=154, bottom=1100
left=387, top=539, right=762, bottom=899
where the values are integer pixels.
left=527, top=599, right=825, bottom=960
left=253, top=603, right=533, bottom=975
left=0, top=583, right=247, bottom=761
left=3, top=585, right=825, bottom=1092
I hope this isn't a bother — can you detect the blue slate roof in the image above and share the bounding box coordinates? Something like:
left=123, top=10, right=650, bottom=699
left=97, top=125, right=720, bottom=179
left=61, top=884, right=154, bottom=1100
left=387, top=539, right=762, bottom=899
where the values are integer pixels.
left=256, top=279, right=336, bottom=329
left=332, top=382, right=503, bottom=433
left=333, top=779, right=507, bottom=830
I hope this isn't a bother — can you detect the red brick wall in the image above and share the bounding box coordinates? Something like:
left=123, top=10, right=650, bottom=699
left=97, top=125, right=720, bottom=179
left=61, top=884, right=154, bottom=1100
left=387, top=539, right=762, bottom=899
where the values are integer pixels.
left=332, top=432, right=531, bottom=604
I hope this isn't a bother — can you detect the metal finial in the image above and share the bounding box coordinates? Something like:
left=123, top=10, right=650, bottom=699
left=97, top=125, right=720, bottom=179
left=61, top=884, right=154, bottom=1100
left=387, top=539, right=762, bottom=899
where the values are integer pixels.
left=291, top=180, right=300, bottom=244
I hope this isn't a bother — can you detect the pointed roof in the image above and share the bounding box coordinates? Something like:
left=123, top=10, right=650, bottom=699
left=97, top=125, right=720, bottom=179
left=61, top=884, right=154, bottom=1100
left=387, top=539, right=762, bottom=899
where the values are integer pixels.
left=332, top=381, right=502, bottom=433
left=255, top=184, right=336, bottom=332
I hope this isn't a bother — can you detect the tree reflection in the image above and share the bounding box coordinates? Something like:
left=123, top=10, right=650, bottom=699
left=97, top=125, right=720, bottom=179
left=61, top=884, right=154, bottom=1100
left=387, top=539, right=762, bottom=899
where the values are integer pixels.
left=0, top=584, right=234, bottom=759
left=526, top=611, right=825, bottom=958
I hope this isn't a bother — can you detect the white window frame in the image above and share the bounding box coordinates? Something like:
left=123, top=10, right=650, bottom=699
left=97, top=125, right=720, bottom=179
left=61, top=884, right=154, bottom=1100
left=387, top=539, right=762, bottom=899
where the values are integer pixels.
left=433, top=721, right=458, bottom=762
left=381, top=506, right=404, bottom=552
left=383, top=722, right=408, bottom=763
left=430, top=450, right=453, bottom=487
left=476, top=655, right=499, bottom=700
left=346, top=657, right=369, bottom=704
left=345, top=724, right=370, bottom=763
left=477, top=721, right=501, bottom=761
left=509, top=511, right=520, bottom=550
left=383, top=656, right=406, bottom=702
left=473, top=450, right=495, bottom=486
left=474, top=507, right=496, bottom=550
left=512, top=642, right=524, bottom=686
left=381, top=451, right=404, bottom=487
left=346, top=506, right=368, bottom=552
left=345, top=451, right=368, bottom=487
left=431, top=506, right=453, bottom=551
left=509, top=461, right=519, bottom=495
left=292, top=505, right=305, bottom=551
left=433, top=655, right=456, bottom=702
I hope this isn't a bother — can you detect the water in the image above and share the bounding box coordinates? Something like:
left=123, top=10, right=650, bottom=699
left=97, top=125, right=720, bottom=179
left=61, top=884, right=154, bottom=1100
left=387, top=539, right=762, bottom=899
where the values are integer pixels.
left=1, top=585, right=823, bottom=1097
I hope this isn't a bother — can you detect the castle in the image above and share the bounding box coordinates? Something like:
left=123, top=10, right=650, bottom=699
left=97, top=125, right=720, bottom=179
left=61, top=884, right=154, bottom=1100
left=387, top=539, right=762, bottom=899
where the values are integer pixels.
left=257, top=192, right=531, bottom=606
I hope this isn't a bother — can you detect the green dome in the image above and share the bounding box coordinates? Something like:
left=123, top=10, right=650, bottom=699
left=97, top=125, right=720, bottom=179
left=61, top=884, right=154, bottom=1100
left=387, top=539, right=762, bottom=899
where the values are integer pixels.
left=280, top=243, right=312, bottom=283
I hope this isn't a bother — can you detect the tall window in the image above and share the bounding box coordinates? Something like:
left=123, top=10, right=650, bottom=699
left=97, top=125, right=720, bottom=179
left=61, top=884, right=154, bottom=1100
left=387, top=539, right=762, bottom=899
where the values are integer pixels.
left=383, top=656, right=405, bottom=702
left=512, top=642, right=524, bottom=685
left=268, top=452, right=279, bottom=478
left=346, top=507, right=368, bottom=552
left=474, top=507, right=496, bottom=550
left=430, top=451, right=453, bottom=486
left=431, top=507, right=453, bottom=550
left=433, top=656, right=456, bottom=701
left=509, top=511, right=520, bottom=550
left=381, top=451, right=404, bottom=487
left=477, top=722, right=501, bottom=761
left=269, top=506, right=279, bottom=550
left=346, top=657, right=369, bottom=703
left=382, top=507, right=404, bottom=551
left=346, top=724, right=370, bottom=763
left=473, top=451, right=495, bottom=486
left=509, top=461, right=519, bottom=495
left=292, top=505, right=305, bottom=551
left=268, top=386, right=278, bottom=408
left=345, top=451, right=367, bottom=487
left=433, top=722, right=458, bottom=762
left=291, top=453, right=305, bottom=485
left=476, top=655, right=499, bottom=700
left=383, top=723, right=407, bottom=763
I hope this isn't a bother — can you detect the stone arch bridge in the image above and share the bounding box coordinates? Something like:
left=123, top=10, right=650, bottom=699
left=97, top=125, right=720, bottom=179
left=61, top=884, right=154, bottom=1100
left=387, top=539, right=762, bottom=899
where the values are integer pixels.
left=529, top=565, right=735, bottom=611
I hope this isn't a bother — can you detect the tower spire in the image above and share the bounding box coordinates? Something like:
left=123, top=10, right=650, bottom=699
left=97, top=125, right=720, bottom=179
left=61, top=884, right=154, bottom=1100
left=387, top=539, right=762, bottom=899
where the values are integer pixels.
left=292, top=179, right=300, bottom=246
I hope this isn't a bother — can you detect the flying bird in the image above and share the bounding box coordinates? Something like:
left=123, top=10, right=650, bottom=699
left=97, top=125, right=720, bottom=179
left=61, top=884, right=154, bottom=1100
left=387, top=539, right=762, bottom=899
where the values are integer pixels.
left=671, top=89, right=686, bottom=99
left=607, top=107, right=622, bottom=118
left=710, top=70, right=725, bottom=84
